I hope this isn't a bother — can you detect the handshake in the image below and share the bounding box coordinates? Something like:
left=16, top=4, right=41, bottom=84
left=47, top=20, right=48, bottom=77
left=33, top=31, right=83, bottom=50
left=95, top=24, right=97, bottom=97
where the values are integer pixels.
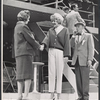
left=40, top=44, right=45, bottom=51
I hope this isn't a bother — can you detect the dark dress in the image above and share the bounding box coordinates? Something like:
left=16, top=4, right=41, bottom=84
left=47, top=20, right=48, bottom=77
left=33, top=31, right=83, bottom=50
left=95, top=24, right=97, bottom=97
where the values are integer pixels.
left=14, top=21, right=40, bottom=81
left=16, top=55, right=33, bottom=81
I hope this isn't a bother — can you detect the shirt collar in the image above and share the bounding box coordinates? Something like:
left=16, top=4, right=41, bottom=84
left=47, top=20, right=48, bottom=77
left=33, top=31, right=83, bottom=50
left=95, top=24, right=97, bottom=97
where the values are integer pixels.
left=55, top=25, right=64, bottom=34
left=17, top=21, right=25, bottom=24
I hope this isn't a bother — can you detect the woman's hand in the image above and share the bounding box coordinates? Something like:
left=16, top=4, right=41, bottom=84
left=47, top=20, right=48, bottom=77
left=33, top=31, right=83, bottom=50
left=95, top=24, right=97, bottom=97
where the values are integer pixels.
left=40, top=44, right=44, bottom=51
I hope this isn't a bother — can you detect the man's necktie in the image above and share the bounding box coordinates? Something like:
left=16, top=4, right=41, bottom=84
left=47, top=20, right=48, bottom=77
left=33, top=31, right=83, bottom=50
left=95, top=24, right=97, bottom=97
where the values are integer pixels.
left=76, top=33, right=81, bottom=43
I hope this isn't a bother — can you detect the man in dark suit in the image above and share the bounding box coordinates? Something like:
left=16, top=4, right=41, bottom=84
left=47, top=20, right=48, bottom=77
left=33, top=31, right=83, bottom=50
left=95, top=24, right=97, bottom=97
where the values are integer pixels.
left=70, top=22, right=94, bottom=100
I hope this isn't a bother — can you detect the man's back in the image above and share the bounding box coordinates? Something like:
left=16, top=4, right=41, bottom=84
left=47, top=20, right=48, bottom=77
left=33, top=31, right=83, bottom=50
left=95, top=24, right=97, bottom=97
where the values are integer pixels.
left=65, top=10, right=84, bottom=34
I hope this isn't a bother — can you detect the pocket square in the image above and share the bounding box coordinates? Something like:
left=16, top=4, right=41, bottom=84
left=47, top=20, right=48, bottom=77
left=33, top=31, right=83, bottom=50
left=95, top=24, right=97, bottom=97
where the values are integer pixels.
left=82, top=40, right=86, bottom=45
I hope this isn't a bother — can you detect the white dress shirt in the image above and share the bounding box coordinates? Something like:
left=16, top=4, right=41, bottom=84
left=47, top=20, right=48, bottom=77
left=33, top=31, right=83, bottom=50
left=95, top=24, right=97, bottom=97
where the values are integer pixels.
left=72, top=31, right=84, bottom=44
left=76, top=31, right=84, bottom=43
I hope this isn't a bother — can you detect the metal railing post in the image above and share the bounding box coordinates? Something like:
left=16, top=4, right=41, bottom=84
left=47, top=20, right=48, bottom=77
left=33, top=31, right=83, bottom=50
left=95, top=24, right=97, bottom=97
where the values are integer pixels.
left=55, top=0, right=58, bottom=9
left=93, top=5, right=95, bottom=27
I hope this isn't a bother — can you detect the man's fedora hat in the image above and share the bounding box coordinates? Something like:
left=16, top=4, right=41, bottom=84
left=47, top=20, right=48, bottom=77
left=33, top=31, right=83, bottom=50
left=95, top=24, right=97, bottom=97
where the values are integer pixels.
left=74, top=22, right=86, bottom=27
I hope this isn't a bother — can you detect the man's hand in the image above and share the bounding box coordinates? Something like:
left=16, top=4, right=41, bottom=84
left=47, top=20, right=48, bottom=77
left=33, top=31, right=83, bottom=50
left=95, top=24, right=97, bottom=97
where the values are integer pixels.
left=40, top=44, right=44, bottom=51
left=87, top=60, right=92, bottom=68
left=64, top=57, right=68, bottom=63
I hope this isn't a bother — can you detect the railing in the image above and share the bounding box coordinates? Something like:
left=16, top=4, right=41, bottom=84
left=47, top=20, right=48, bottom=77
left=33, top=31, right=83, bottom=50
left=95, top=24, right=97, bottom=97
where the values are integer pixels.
left=78, top=6, right=96, bottom=27
left=42, top=0, right=97, bottom=27
left=43, top=0, right=63, bottom=9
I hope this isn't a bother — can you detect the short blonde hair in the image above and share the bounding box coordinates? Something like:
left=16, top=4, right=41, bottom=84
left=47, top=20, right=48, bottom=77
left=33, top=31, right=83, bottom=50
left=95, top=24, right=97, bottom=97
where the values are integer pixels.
left=50, top=13, right=64, bottom=24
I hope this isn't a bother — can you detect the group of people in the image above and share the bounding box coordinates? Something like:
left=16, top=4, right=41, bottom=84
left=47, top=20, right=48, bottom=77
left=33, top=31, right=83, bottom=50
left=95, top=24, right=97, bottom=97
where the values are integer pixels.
left=14, top=3, right=94, bottom=100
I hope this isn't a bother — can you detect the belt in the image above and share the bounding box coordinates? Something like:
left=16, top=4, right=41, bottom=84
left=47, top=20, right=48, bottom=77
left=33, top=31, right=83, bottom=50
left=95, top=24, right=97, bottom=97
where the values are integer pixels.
left=50, top=46, right=63, bottom=51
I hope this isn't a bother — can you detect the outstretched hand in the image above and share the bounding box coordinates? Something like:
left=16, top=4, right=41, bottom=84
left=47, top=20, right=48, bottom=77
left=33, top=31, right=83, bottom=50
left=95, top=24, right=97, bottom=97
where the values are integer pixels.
left=40, top=44, right=44, bottom=51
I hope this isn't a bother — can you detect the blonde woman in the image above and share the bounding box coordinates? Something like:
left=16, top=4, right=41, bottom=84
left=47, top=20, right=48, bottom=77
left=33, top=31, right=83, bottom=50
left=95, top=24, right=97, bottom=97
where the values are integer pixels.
left=41, top=13, right=71, bottom=100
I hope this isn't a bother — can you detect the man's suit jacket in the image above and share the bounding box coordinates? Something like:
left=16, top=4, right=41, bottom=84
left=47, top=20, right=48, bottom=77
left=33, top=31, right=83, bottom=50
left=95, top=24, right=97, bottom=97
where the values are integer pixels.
left=14, top=21, right=40, bottom=57
left=70, top=32, right=94, bottom=66
left=65, top=10, right=85, bottom=34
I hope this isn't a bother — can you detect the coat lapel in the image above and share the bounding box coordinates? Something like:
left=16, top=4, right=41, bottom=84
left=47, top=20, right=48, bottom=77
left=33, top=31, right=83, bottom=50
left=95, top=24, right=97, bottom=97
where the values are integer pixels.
left=51, top=28, right=56, bottom=35
left=76, top=33, right=86, bottom=47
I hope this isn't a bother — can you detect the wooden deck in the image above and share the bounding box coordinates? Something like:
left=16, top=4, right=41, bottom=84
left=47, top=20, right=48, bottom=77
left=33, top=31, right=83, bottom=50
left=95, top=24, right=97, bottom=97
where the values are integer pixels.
left=3, top=81, right=98, bottom=100
left=3, top=92, right=98, bottom=100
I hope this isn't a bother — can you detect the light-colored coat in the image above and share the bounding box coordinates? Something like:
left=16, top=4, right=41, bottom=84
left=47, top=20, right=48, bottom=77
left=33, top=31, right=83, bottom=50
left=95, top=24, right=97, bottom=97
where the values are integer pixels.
left=65, top=10, right=85, bottom=34
left=70, top=32, right=94, bottom=66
